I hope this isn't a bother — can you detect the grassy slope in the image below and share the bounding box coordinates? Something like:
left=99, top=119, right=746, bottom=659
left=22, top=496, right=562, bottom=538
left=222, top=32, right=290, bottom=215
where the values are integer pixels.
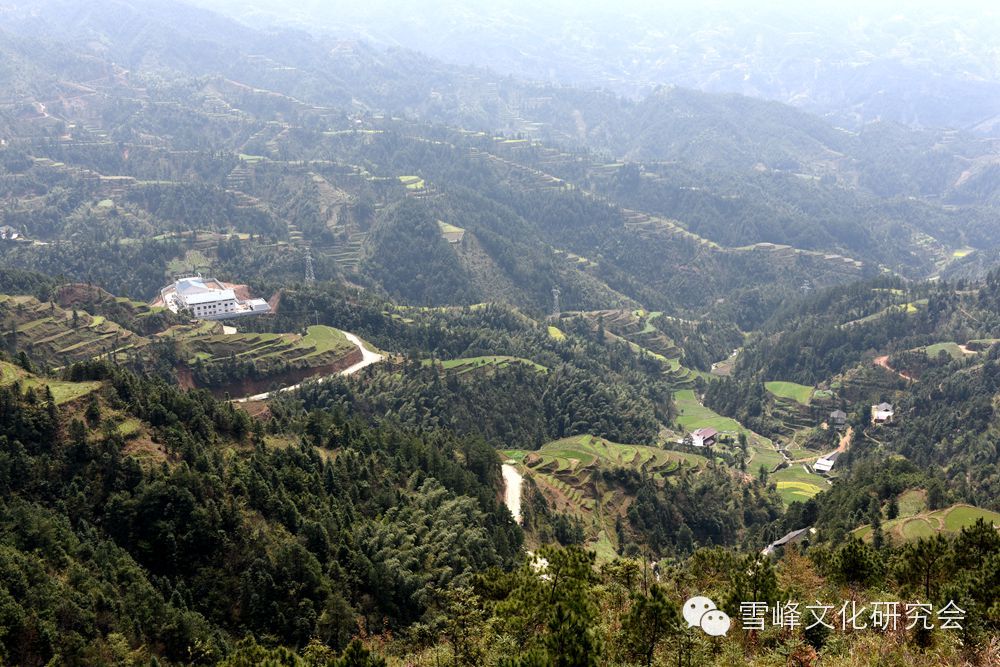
left=765, top=380, right=814, bottom=405
left=0, top=361, right=101, bottom=404
left=427, top=356, right=549, bottom=373
left=852, top=503, right=1000, bottom=543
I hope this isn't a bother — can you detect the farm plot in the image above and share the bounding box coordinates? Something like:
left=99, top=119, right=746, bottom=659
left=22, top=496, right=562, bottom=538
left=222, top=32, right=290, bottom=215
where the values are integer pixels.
left=852, top=503, right=1000, bottom=544
left=0, top=294, right=147, bottom=367
left=772, top=465, right=826, bottom=504
left=0, top=361, right=101, bottom=404
left=428, top=356, right=549, bottom=374
left=765, top=381, right=814, bottom=405
left=177, top=324, right=356, bottom=372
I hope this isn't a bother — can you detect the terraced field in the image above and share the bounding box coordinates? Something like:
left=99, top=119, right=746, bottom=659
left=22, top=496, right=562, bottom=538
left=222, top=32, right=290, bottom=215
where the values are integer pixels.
left=0, top=361, right=101, bottom=404
left=398, top=175, right=425, bottom=190
left=579, top=309, right=695, bottom=388
left=765, top=381, right=814, bottom=405
left=0, top=294, right=148, bottom=367
left=506, top=435, right=705, bottom=478
left=852, top=504, right=1000, bottom=544
left=673, top=388, right=784, bottom=472
left=505, top=434, right=708, bottom=560
left=167, top=248, right=213, bottom=276
left=772, top=464, right=826, bottom=504
left=177, top=324, right=357, bottom=372
left=427, top=355, right=549, bottom=374
left=673, top=389, right=743, bottom=432
left=920, top=342, right=976, bottom=360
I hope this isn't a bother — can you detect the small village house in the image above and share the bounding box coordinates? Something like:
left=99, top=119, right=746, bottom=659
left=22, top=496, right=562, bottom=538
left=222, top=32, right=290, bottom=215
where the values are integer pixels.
left=814, top=450, right=841, bottom=473
left=829, top=409, right=847, bottom=429
left=691, top=427, right=718, bottom=448
left=871, top=402, right=894, bottom=424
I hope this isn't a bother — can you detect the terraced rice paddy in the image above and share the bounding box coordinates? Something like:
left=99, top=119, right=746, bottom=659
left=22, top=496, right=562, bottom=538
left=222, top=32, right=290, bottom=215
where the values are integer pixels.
left=179, top=325, right=356, bottom=371
left=506, top=434, right=706, bottom=476
left=765, top=381, right=814, bottom=405
left=772, top=465, right=826, bottom=504
left=505, top=434, right=708, bottom=561
left=428, top=355, right=548, bottom=374
left=852, top=504, right=1000, bottom=544
left=0, top=295, right=146, bottom=367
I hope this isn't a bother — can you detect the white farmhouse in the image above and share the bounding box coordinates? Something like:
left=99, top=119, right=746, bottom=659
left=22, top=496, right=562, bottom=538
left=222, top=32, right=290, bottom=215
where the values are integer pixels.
left=691, top=427, right=718, bottom=448
left=871, top=402, right=894, bottom=424
left=161, top=277, right=271, bottom=320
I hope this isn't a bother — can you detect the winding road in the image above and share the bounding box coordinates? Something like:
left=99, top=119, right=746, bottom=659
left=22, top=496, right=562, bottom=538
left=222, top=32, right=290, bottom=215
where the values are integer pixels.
left=501, top=462, right=523, bottom=525
left=234, top=331, right=383, bottom=402
left=874, top=355, right=915, bottom=382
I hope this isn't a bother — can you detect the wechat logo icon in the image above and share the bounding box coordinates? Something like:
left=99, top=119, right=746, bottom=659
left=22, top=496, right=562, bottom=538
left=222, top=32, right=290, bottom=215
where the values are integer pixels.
left=683, top=596, right=731, bottom=636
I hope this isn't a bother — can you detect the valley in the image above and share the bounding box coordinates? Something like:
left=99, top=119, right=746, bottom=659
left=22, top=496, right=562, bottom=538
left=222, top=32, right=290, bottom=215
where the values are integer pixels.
left=0, top=1, right=996, bottom=665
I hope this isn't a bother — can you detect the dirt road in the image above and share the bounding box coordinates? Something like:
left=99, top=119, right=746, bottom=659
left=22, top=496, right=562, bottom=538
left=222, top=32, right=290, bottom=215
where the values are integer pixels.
left=234, top=331, right=383, bottom=402
left=501, top=462, right=523, bottom=524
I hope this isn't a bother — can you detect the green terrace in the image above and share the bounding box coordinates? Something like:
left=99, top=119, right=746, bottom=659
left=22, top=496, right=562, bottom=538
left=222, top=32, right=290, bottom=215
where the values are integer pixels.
left=673, top=388, right=785, bottom=473
left=0, top=360, right=101, bottom=405
left=505, top=435, right=708, bottom=561
left=771, top=464, right=827, bottom=504
left=853, top=504, right=1000, bottom=544
left=765, top=380, right=815, bottom=405
left=0, top=295, right=147, bottom=367
left=174, top=325, right=356, bottom=371
left=505, top=434, right=707, bottom=480
left=423, top=355, right=549, bottom=374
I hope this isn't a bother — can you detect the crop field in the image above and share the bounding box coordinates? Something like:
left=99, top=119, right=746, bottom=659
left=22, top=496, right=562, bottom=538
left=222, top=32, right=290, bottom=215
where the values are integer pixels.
left=0, top=361, right=101, bottom=404
left=673, top=389, right=743, bottom=432
left=765, top=381, right=814, bottom=405
left=167, top=249, right=213, bottom=276
left=852, top=504, right=1000, bottom=544
left=506, top=434, right=706, bottom=478
left=547, top=325, right=566, bottom=341
left=772, top=464, right=826, bottom=504
left=178, top=324, right=356, bottom=370
left=429, top=355, right=549, bottom=374
left=921, top=342, right=974, bottom=360
left=0, top=295, right=147, bottom=367
left=504, top=435, right=708, bottom=559
left=673, top=388, right=783, bottom=471
left=897, top=488, right=927, bottom=516
left=398, top=175, right=425, bottom=190
left=436, top=220, right=465, bottom=234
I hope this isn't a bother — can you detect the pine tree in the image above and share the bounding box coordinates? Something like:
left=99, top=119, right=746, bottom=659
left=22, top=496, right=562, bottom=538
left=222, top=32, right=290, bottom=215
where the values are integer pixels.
left=623, top=584, right=679, bottom=667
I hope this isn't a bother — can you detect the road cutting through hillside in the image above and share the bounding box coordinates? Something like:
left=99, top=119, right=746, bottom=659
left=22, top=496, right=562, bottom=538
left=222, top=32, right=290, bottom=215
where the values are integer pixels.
left=233, top=331, right=383, bottom=402
left=874, top=355, right=915, bottom=382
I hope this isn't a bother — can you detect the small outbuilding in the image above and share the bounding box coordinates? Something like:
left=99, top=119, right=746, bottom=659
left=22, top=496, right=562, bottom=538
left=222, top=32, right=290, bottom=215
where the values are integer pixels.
left=814, top=450, right=841, bottom=473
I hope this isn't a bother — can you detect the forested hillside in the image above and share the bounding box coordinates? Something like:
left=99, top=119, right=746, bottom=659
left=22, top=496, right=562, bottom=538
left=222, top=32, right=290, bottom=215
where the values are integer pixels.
left=0, top=0, right=997, bottom=665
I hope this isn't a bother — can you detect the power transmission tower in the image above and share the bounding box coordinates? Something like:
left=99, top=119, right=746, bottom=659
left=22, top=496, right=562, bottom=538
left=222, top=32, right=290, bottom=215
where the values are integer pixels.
left=551, top=286, right=561, bottom=319
left=304, top=249, right=315, bottom=284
